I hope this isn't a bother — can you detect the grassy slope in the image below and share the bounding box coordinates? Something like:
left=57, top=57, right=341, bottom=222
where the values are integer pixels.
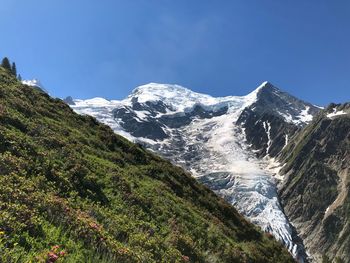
left=0, top=67, right=293, bottom=262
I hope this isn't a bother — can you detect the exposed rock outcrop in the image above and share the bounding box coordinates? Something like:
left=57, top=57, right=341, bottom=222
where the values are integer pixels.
left=278, top=103, right=350, bottom=262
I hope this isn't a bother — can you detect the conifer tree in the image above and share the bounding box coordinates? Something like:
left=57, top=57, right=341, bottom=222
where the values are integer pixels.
left=18, top=74, right=22, bottom=81
left=1, top=57, right=11, bottom=71
left=11, top=62, right=17, bottom=76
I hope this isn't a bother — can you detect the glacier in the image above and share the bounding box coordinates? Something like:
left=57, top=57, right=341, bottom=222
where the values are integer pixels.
left=70, top=82, right=309, bottom=260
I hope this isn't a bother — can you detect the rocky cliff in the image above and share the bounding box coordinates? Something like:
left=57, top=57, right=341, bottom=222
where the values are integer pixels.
left=278, top=103, right=350, bottom=262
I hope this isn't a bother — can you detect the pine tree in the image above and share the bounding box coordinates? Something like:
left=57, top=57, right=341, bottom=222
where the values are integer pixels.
left=11, top=62, right=17, bottom=76
left=1, top=57, right=11, bottom=71
left=18, top=74, right=22, bottom=81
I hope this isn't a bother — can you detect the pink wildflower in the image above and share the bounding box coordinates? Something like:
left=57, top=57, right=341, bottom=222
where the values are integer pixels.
left=89, top=222, right=99, bottom=230
left=182, top=255, right=190, bottom=262
left=47, top=252, right=59, bottom=262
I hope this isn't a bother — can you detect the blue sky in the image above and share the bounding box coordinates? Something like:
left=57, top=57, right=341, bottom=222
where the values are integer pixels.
left=0, top=0, right=349, bottom=105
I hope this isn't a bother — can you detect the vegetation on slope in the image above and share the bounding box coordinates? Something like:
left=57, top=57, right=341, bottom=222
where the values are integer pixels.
left=0, top=66, right=293, bottom=262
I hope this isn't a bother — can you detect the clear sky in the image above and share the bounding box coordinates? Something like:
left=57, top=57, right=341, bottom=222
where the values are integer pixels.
left=0, top=0, right=349, bottom=105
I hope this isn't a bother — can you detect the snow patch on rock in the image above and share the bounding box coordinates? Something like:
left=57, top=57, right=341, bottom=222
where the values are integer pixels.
left=327, top=108, right=347, bottom=119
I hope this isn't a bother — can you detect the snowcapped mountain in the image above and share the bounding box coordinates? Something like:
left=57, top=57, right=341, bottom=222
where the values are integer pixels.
left=237, top=82, right=321, bottom=158
left=22, top=78, right=47, bottom=93
left=22, top=78, right=43, bottom=88
left=70, top=81, right=320, bottom=260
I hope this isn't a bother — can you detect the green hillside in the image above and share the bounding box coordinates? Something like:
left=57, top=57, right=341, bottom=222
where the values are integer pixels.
left=0, top=66, right=293, bottom=262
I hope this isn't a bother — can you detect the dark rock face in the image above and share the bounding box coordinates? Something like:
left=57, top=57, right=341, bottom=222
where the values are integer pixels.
left=112, top=98, right=228, bottom=140
left=131, top=99, right=169, bottom=115
left=278, top=103, right=350, bottom=262
left=251, top=83, right=320, bottom=122
left=160, top=105, right=228, bottom=128
left=112, top=106, right=168, bottom=140
left=237, top=83, right=320, bottom=158
left=237, top=108, right=299, bottom=158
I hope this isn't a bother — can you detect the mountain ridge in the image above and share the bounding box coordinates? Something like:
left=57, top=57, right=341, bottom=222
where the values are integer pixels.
left=278, top=102, right=350, bottom=262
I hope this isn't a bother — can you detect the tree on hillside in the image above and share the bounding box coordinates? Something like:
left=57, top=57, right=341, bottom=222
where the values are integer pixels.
left=18, top=74, right=22, bottom=81
left=1, top=57, right=11, bottom=71
left=11, top=62, right=17, bottom=76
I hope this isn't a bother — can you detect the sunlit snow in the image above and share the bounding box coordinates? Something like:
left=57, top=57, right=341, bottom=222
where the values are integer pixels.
left=327, top=108, right=347, bottom=118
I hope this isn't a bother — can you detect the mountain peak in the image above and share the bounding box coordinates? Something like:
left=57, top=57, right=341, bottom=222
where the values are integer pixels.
left=127, top=83, right=219, bottom=112
left=258, top=80, right=270, bottom=88
left=22, top=78, right=44, bottom=89
left=256, top=81, right=279, bottom=93
left=130, top=83, right=199, bottom=99
left=245, top=81, right=321, bottom=126
left=63, top=96, right=75, bottom=105
left=247, top=81, right=281, bottom=100
left=22, top=78, right=48, bottom=93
